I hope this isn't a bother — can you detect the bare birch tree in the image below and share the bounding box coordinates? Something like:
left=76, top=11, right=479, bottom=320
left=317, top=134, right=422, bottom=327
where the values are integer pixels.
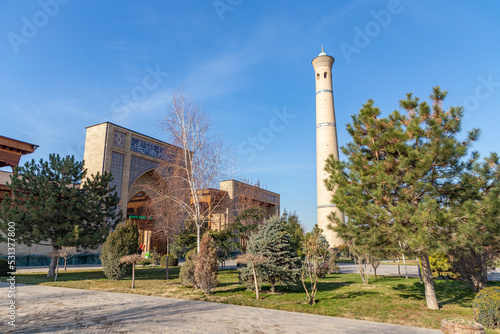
left=145, top=174, right=183, bottom=279
left=158, top=89, right=230, bottom=252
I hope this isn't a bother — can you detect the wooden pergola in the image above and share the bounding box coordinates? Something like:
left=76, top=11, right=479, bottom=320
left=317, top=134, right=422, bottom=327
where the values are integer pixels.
left=0, top=135, right=38, bottom=202
left=0, top=135, right=38, bottom=169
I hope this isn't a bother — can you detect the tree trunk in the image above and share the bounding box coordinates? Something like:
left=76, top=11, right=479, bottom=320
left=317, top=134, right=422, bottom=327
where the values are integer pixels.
left=251, top=261, right=259, bottom=300
left=420, top=255, right=440, bottom=310
left=402, top=253, right=408, bottom=279
left=196, top=223, right=201, bottom=253
left=417, top=258, right=423, bottom=284
left=371, top=258, right=379, bottom=279
left=132, top=262, right=136, bottom=289
left=355, top=256, right=369, bottom=284
left=64, top=258, right=68, bottom=271
left=397, top=257, right=401, bottom=278
left=54, top=256, right=60, bottom=282
left=47, top=246, right=60, bottom=278
left=166, top=238, right=170, bottom=280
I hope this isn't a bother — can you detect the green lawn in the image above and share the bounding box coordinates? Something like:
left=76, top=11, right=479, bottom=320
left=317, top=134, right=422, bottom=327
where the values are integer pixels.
left=3, top=267, right=499, bottom=332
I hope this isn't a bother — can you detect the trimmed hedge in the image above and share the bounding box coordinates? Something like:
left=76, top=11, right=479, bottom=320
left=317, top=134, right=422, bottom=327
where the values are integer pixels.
left=160, top=254, right=179, bottom=267
left=473, top=286, right=500, bottom=329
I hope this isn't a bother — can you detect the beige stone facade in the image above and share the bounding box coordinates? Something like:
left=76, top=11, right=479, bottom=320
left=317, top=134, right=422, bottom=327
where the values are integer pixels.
left=312, top=49, right=345, bottom=247
left=215, top=180, right=280, bottom=230
left=83, top=122, right=184, bottom=215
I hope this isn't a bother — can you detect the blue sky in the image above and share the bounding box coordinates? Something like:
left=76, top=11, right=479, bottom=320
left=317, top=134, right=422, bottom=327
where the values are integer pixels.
left=1, top=1, right=500, bottom=232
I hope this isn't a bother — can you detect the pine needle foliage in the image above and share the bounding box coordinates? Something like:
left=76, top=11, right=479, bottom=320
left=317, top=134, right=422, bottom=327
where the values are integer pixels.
left=325, top=87, right=480, bottom=309
left=241, top=216, right=301, bottom=293
left=0, top=154, right=121, bottom=277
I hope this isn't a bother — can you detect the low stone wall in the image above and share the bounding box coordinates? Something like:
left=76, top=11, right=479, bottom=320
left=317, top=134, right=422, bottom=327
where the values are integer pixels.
left=441, top=318, right=484, bottom=334
left=0, top=253, right=101, bottom=266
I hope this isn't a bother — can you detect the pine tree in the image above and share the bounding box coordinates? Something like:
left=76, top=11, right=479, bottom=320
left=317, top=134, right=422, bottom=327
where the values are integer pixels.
left=282, top=210, right=305, bottom=255
left=448, top=152, right=500, bottom=292
left=325, top=87, right=479, bottom=309
left=0, top=154, right=121, bottom=277
left=242, top=216, right=301, bottom=293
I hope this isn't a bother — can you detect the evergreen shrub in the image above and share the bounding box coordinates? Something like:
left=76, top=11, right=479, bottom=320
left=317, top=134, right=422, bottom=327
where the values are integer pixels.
left=194, top=233, right=219, bottom=294
left=179, top=249, right=197, bottom=287
left=160, top=254, right=178, bottom=267
left=473, top=287, right=500, bottom=329
left=100, top=220, right=140, bottom=280
left=239, top=216, right=301, bottom=292
left=150, top=250, right=162, bottom=266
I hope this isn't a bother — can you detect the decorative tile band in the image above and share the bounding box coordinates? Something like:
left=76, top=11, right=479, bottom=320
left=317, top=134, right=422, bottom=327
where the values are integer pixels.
left=317, top=204, right=337, bottom=209
left=130, top=137, right=176, bottom=162
left=316, top=122, right=335, bottom=128
left=316, top=89, right=333, bottom=95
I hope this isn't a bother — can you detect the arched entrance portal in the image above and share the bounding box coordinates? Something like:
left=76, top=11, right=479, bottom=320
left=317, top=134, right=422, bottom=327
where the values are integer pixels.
left=127, top=170, right=167, bottom=255
left=127, top=191, right=159, bottom=254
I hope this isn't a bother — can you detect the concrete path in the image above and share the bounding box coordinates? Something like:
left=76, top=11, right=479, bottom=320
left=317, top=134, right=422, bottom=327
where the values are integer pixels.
left=0, top=283, right=440, bottom=334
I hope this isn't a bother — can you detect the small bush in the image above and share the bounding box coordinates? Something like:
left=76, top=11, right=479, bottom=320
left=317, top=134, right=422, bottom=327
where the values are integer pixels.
left=0, top=259, right=9, bottom=276
left=100, top=220, right=140, bottom=280
left=179, top=249, right=197, bottom=287
left=429, top=251, right=454, bottom=278
left=239, top=263, right=262, bottom=290
left=327, top=249, right=340, bottom=274
left=149, top=250, right=162, bottom=266
left=316, top=262, right=329, bottom=278
left=473, top=286, right=500, bottom=329
left=160, top=254, right=178, bottom=267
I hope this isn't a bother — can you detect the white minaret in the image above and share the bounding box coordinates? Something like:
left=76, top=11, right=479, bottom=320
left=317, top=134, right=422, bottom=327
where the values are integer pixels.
left=312, top=47, right=344, bottom=247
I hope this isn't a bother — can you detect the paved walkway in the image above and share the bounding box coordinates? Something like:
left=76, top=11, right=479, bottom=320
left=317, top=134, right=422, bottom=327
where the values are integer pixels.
left=0, top=283, right=440, bottom=333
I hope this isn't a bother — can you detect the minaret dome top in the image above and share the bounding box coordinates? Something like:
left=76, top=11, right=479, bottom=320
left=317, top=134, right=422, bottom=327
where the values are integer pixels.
left=318, top=45, right=327, bottom=56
